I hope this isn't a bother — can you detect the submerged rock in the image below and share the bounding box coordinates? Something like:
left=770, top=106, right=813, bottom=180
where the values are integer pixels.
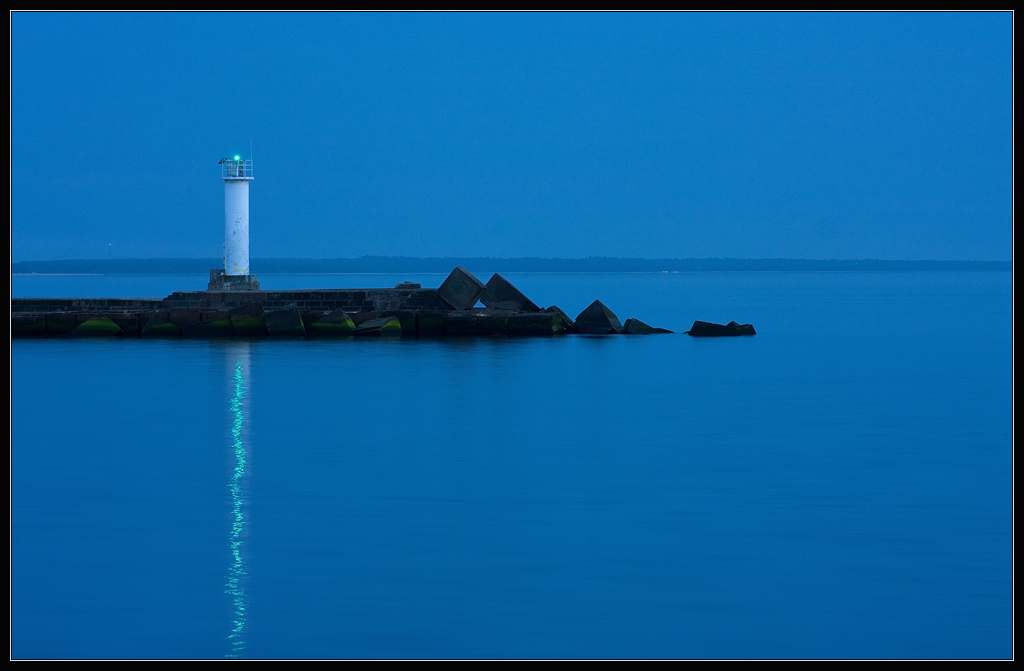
left=685, top=320, right=756, bottom=337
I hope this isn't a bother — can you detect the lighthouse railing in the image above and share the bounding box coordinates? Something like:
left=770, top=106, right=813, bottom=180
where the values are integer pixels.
left=221, top=160, right=253, bottom=179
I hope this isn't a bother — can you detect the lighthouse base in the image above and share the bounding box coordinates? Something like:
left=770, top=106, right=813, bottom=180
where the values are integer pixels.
left=208, top=269, right=261, bottom=292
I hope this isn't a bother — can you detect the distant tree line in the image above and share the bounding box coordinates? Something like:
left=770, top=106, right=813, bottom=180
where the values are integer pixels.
left=11, top=257, right=1011, bottom=274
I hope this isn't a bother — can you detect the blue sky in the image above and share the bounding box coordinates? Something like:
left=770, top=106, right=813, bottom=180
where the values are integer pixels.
left=11, top=12, right=1012, bottom=261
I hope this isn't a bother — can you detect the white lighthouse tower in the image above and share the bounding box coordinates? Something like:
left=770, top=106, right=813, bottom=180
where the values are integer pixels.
left=209, top=155, right=260, bottom=291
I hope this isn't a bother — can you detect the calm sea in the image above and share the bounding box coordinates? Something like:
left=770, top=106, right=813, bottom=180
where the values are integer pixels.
left=11, top=271, right=1013, bottom=659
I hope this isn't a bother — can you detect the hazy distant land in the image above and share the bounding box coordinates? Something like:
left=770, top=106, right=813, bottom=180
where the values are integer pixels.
left=10, top=257, right=1012, bottom=275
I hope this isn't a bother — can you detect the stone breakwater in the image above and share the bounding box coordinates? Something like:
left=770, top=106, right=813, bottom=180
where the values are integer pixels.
left=12, top=267, right=695, bottom=339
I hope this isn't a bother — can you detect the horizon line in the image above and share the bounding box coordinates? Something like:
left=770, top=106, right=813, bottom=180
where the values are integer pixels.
left=11, top=255, right=1013, bottom=264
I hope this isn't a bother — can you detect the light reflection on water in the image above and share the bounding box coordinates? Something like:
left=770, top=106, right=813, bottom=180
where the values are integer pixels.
left=225, top=344, right=250, bottom=657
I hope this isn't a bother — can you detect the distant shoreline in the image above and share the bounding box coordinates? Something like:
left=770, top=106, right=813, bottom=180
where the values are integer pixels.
left=10, top=257, right=1011, bottom=275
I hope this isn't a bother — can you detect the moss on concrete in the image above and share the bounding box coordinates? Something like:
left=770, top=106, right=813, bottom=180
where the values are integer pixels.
left=310, top=309, right=355, bottom=336
left=69, top=317, right=122, bottom=337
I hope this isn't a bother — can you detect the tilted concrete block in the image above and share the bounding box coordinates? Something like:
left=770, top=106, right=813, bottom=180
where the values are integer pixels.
left=382, top=310, right=418, bottom=336
left=182, top=311, right=234, bottom=338
left=301, top=311, right=326, bottom=331
left=543, top=306, right=577, bottom=334
left=308, top=309, right=355, bottom=337
left=622, top=318, right=674, bottom=334
left=437, top=267, right=486, bottom=310
left=351, top=311, right=382, bottom=326
left=480, top=274, right=541, bottom=312
left=574, top=300, right=623, bottom=334
left=229, top=302, right=267, bottom=336
left=685, top=321, right=756, bottom=337
left=265, top=304, right=306, bottom=337
left=142, top=311, right=181, bottom=337
left=353, top=316, right=403, bottom=337
left=101, top=311, right=143, bottom=337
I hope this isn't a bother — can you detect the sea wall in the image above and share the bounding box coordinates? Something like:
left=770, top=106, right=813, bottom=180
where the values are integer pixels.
left=10, top=268, right=688, bottom=339
left=12, top=287, right=450, bottom=314
left=10, top=305, right=573, bottom=339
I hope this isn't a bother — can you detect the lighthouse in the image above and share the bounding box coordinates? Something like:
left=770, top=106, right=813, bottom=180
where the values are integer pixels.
left=208, top=155, right=260, bottom=291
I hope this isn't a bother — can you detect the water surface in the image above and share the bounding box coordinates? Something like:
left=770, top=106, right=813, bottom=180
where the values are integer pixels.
left=11, top=271, right=1012, bottom=658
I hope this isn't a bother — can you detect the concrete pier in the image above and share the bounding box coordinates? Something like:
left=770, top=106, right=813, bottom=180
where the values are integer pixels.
left=12, top=268, right=683, bottom=340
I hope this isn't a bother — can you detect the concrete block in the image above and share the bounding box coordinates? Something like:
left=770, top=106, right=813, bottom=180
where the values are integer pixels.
left=446, top=310, right=510, bottom=336
left=69, top=316, right=122, bottom=337
left=141, top=311, right=181, bottom=337
left=44, top=313, right=78, bottom=337
left=11, top=313, right=46, bottom=337
left=477, top=311, right=509, bottom=335
left=543, top=306, right=577, bottom=333
left=182, top=311, right=234, bottom=338
left=169, top=309, right=202, bottom=328
left=301, top=311, right=327, bottom=332
left=309, top=308, right=355, bottom=336
left=437, top=267, right=486, bottom=310
left=353, top=316, right=403, bottom=337
left=102, top=312, right=142, bottom=337
left=445, top=311, right=476, bottom=336
left=622, top=318, right=674, bottom=334
left=508, top=312, right=565, bottom=336
left=265, top=304, right=306, bottom=337
left=685, top=321, right=756, bottom=337
left=480, top=274, right=541, bottom=312
left=382, top=310, right=417, bottom=336
left=416, top=311, right=449, bottom=337
left=399, top=289, right=454, bottom=311
left=229, top=302, right=267, bottom=336
left=574, top=300, right=623, bottom=334
left=351, top=311, right=382, bottom=326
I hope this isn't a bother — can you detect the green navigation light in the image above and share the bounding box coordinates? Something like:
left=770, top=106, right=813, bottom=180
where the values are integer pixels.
left=234, top=155, right=240, bottom=161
